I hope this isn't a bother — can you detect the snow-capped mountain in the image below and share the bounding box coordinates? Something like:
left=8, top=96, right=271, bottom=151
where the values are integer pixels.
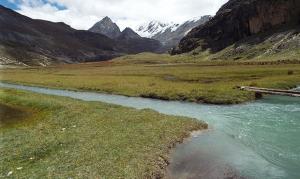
left=136, top=16, right=212, bottom=51
left=136, top=21, right=180, bottom=38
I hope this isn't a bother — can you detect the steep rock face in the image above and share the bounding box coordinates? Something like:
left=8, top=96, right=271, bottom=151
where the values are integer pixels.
left=172, top=0, right=300, bottom=54
left=88, top=17, right=121, bottom=39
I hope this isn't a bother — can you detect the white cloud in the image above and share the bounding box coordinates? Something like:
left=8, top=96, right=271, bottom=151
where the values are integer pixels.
left=15, top=0, right=228, bottom=30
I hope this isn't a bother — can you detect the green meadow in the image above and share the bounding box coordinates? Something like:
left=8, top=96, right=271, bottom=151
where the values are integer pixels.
left=1, top=53, right=300, bottom=104
left=0, top=88, right=206, bottom=178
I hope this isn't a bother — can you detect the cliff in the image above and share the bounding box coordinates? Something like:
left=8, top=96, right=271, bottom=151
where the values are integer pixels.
left=172, top=0, right=300, bottom=54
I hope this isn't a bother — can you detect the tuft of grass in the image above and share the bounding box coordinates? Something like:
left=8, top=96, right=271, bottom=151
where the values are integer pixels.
left=0, top=88, right=206, bottom=178
left=288, top=70, right=294, bottom=75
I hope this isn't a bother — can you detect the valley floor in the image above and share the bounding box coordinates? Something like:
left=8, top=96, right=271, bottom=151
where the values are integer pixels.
left=1, top=53, right=299, bottom=178
left=1, top=53, right=300, bottom=104
left=0, top=88, right=206, bottom=178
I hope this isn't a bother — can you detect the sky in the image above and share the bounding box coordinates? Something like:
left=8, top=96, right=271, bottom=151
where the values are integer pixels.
left=1, top=0, right=228, bottom=30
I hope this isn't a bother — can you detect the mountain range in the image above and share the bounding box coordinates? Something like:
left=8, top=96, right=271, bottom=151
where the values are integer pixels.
left=0, top=6, right=161, bottom=66
left=1, top=0, right=300, bottom=66
left=136, top=16, right=211, bottom=50
left=89, top=16, right=212, bottom=53
left=0, top=5, right=119, bottom=66
left=88, top=17, right=162, bottom=54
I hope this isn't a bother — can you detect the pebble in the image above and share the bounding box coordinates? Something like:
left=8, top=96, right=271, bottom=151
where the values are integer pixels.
left=7, top=171, right=13, bottom=176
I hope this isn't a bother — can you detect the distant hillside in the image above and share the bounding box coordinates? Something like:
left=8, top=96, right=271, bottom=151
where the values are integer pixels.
left=0, top=5, right=124, bottom=66
left=172, top=0, right=300, bottom=60
left=136, top=16, right=211, bottom=51
left=88, top=17, right=162, bottom=53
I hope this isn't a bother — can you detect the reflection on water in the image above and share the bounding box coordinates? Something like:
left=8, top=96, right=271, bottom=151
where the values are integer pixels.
left=0, top=82, right=299, bottom=179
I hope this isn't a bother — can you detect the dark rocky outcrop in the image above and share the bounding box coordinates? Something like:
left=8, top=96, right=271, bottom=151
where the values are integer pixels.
left=172, top=0, right=300, bottom=54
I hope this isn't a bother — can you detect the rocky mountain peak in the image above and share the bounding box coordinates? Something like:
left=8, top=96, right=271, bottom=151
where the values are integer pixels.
left=101, top=16, right=113, bottom=23
left=88, top=16, right=121, bottom=39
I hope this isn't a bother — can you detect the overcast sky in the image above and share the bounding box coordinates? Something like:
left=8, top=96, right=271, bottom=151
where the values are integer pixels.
left=3, top=0, right=228, bottom=30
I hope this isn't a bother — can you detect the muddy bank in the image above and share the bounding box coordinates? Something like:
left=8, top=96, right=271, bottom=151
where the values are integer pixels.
left=154, top=126, right=208, bottom=179
left=0, top=103, right=30, bottom=127
left=166, top=131, right=246, bottom=179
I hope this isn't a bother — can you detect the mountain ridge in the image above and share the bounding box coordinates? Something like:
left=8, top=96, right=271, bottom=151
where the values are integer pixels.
left=88, top=17, right=162, bottom=53
left=136, top=21, right=180, bottom=38
left=0, top=5, right=122, bottom=66
left=0, top=8, right=162, bottom=66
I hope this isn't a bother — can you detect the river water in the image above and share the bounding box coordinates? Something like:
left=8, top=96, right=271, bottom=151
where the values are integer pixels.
left=0, top=82, right=299, bottom=179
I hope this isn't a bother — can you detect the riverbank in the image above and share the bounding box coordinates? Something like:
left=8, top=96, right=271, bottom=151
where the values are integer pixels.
left=0, top=88, right=207, bottom=178
left=2, top=83, right=299, bottom=178
left=1, top=57, right=300, bottom=104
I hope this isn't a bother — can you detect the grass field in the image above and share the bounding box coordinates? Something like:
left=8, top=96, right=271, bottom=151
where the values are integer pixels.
left=0, top=88, right=206, bottom=178
left=1, top=53, right=300, bottom=104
